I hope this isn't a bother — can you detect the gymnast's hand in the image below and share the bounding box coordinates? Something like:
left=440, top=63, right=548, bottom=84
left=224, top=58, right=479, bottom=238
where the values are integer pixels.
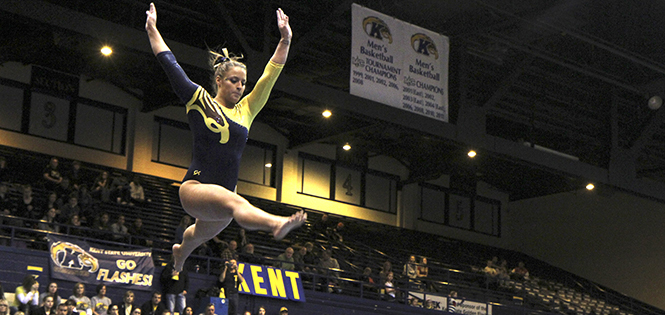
left=145, top=3, right=157, bottom=32
left=276, top=8, right=292, bottom=42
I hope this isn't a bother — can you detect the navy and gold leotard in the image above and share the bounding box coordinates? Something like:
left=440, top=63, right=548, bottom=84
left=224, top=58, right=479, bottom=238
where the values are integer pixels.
left=157, top=51, right=283, bottom=191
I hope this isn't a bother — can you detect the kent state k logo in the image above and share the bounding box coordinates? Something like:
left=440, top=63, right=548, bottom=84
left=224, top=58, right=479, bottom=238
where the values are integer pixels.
left=50, top=241, right=100, bottom=272
left=362, top=16, right=393, bottom=43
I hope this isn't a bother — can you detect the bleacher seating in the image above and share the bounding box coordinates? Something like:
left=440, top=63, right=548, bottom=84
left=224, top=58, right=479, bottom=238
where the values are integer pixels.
left=0, top=145, right=662, bottom=315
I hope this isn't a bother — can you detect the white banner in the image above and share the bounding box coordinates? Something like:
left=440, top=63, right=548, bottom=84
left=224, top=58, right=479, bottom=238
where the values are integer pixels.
left=350, top=3, right=449, bottom=122
left=450, top=298, right=491, bottom=315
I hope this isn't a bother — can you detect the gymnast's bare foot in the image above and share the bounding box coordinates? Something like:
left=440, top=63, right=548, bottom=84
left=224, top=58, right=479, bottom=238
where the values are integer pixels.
left=172, top=243, right=184, bottom=272
left=273, top=210, right=307, bottom=240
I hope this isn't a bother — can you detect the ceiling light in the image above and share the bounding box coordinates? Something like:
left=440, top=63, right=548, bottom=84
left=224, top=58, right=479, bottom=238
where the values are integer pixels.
left=586, top=183, right=594, bottom=191
left=342, top=143, right=351, bottom=151
left=265, top=163, right=272, bottom=168
left=322, top=110, right=332, bottom=118
left=467, top=150, right=477, bottom=158
left=100, top=46, right=113, bottom=56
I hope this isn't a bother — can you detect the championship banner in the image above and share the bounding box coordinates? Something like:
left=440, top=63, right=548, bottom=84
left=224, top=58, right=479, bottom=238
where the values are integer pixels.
left=350, top=3, right=449, bottom=122
left=449, top=298, right=492, bottom=315
left=48, top=235, right=154, bottom=291
left=237, top=263, right=305, bottom=302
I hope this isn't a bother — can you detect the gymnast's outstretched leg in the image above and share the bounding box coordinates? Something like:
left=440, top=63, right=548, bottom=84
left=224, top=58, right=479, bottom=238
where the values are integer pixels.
left=172, top=180, right=306, bottom=271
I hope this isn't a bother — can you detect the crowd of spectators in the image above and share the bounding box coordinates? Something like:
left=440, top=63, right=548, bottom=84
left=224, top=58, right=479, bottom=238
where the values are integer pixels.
left=0, top=156, right=151, bottom=246
left=0, top=153, right=546, bottom=315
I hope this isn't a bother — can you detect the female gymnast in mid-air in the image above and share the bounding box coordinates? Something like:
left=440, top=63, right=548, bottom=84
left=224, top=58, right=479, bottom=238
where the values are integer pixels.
left=145, top=2, right=306, bottom=272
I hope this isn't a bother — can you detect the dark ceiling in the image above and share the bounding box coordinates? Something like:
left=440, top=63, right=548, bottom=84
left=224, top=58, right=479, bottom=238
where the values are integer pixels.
left=3, top=0, right=665, bottom=202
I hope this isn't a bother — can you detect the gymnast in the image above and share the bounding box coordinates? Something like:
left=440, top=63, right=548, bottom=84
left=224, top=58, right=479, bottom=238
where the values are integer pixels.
left=145, top=2, right=306, bottom=272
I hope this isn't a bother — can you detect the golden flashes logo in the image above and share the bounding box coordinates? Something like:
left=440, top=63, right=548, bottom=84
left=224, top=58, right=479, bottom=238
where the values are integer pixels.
left=50, top=241, right=100, bottom=273
left=362, top=16, right=393, bottom=44
left=411, top=33, right=438, bottom=59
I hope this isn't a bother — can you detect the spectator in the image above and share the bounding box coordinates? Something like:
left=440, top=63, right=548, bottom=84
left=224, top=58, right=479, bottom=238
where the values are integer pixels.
left=199, top=304, right=214, bottom=315
left=318, top=249, right=340, bottom=293
left=42, top=157, right=63, bottom=194
left=128, top=218, right=152, bottom=247
left=447, top=291, right=459, bottom=313
left=274, top=247, right=295, bottom=271
left=378, top=261, right=392, bottom=285
left=76, top=185, right=94, bottom=221
left=139, top=292, right=164, bottom=315
left=293, top=246, right=307, bottom=271
left=130, top=309, right=140, bottom=315
left=54, top=303, right=68, bottom=315
left=182, top=307, right=192, bottom=315
left=90, top=284, right=111, bottom=315
left=279, top=307, right=288, bottom=315
left=497, top=259, right=510, bottom=281
left=417, top=257, right=428, bottom=278
left=238, top=243, right=263, bottom=265
left=220, top=240, right=239, bottom=262
left=217, top=260, right=244, bottom=315
left=483, top=260, right=498, bottom=278
left=111, top=215, right=130, bottom=243
left=510, top=261, right=529, bottom=280
left=13, top=274, right=40, bottom=314
left=16, top=184, right=39, bottom=226
left=92, top=213, right=112, bottom=240
left=34, top=296, right=55, bottom=315
left=110, top=172, right=130, bottom=205
left=403, top=255, right=418, bottom=280
left=329, top=222, right=345, bottom=242
left=312, top=213, right=332, bottom=237
left=174, top=216, right=192, bottom=244
left=118, top=291, right=136, bottom=315
left=44, top=192, right=62, bottom=217
left=0, top=299, right=9, bottom=315
left=38, top=207, right=60, bottom=233
left=360, top=267, right=376, bottom=295
left=383, top=271, right=395, bottom=301
left=128, top=177, right=146, bottom=206
left=255, top=306, right=265, bottom=315
left=68, top=283, right=91, bottom=315
left=40, top=282, right=62, bottom=308
left=91, top=171, right=111, bottom=203
left=66, top=298, right=82, bottom=315
left=67, top=215, right=84, bottom=237
left=59, top=195, right=81, bottom=225
left=302, top=242, right=318, bottom=273
left=0, top=156, right=12, bottom=183
left=107, top=305, right=119, bottom=315
left=234, top=228, right=248, bottom=249
left=1, top=183, right=20, bottom=229
left=160, top=258, right=188, bottom=315
left=65, top=161, right=84, bottom=193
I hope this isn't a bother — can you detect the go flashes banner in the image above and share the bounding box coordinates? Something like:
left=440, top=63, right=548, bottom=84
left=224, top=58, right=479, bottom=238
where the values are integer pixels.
left=48, top=235, right=154, bottom=291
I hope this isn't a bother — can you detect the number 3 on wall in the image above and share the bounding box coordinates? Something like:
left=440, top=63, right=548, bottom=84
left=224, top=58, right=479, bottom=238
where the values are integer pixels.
left=41, top=101, right=57, bottom=129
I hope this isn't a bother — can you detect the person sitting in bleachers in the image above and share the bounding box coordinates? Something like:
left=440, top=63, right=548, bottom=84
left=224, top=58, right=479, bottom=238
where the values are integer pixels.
left=378, top=261, right=392, bottom=286
left=38, top=208, right=60, bottom=234
left=0, top=156, right=13, bottom=183
left=65, top=161, right=84, bottom=194
left=76, top=185, right=94, bottom=221
left=33, top=295, right=55, bottom=315
left=275, top=247, right=295, bottom=271
left=383, top=271, right=396, bottom=301
left=15, top=185, right=39, bottom=227
left=110, top=172, right=130, bottom=205
left=220, top=240, right=239, bottom=263
left=91, top=171, right=111, bottom=203
left=0, top=182, right=18, bottom=228
left=13, top=274, right=40, bottom=315
left=128, top=218, right=152, bottom=247
left=293, top=246, right=307, bottom=272
left=42, top=158, right=64, bottom=196
left=128, top=177, right=146, bottom=206
left=59, top=195, right=81, bottom=225
left=92, top=212, right=112, bottom=240
left=40, top=282, right=62, bottom=309
left=510, top=261, right=530, bottom=281
left=318, top=249, right=341, bottom=293
left=67, top=214, right=84, bottom=237
left=44, top=192, right=62, bottom=217
left=238, top=243, right=263, bottom=265
left=110, top=215, right=129, bottom=243
left=68, top=283, right=91, bottom=315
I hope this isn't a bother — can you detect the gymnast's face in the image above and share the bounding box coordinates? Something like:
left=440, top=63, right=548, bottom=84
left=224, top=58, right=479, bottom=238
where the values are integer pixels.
left=217, top=66, right=247, bottom=108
